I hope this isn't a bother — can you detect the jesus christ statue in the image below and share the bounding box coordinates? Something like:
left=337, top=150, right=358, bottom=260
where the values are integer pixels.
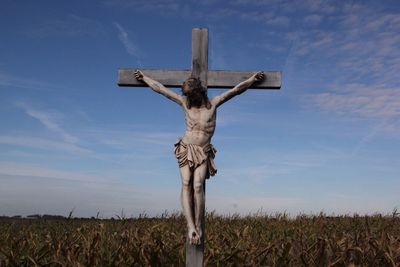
left=134, top=70, right=264, bottom=245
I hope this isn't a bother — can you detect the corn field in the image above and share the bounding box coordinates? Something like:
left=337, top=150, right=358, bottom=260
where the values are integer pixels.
left=1, top=212, right=399, bottom=266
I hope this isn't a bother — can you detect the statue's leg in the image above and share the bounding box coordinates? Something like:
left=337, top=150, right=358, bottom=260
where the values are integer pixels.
left=179, top=165, right=199, bottom=244
left=193, top=162, right=207, bottom=244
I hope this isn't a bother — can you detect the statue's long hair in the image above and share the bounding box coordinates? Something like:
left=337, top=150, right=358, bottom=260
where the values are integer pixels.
left=182, top=78, right=211, bottom=109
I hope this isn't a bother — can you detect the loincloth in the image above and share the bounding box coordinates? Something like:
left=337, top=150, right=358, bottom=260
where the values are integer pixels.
left=173, top=139, right=217, bottom=179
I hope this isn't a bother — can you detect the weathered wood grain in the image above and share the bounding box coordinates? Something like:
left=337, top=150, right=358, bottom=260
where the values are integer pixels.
left=118, top=69, right=281, bottom=89
left=185, top=182, right=205, bottom=267
left=186, top=241, right=204, bottom=267
left=191, top=28, right=208, bottom=86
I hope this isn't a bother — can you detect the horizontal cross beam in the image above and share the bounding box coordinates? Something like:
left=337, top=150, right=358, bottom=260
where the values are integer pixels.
left=118, top=69, right=281, bottom=89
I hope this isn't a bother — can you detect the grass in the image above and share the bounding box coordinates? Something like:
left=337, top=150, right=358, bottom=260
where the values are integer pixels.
left=0, top=212, right=399, bottom=266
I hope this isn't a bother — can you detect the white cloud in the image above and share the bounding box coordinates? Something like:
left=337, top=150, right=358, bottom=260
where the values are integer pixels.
left=16, top=102, right=79, bottom=144
left=1, top=165, right=396, bottom=217
left=0, top=161, right=107, bottom=182
left=232, top=0, right=276, bottom=6
left=216, top=151, right=328, bottom=186
left=0, top=135, right=90, bottom=155
left=113, top=22, right=141, bottom=58
left=293, top=31, right=334, bottom=56
left=281, top=3, right=399, bottom=87
left=237, top=11, right=290, bottom=26
left=333, top=6, right=400, bottom=85
left=0, top=71, right=62, bottom=91
left=79, top=127, right=180, bottom=149
left=307, top=85, right=400, bottom=119
left=266, top=16, right=290, bottom=26
left=0, top=170, right=179, bottom=218
left=366, top=14, right=400, bottom=31
left=104, top=0, right=180, bottom=12
left=233, top=0, right=335, bottom=14
left=381, top=122, right=400, bottom=134
left=284, top=3, right=400, bottom=143
left=306, top=84, right=400, bottom=153
left=304, top=14, right=323, bottom=25
left=289, top=0, right=335, bottom=14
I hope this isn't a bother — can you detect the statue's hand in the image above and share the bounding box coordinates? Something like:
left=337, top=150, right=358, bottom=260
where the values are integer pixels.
left=134, top=70, right=144, bottom=81
left=253, top=71, right=264, bottom=82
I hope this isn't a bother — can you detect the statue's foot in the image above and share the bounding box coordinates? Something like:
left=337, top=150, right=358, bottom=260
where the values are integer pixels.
left=188, top=228, right=201, bottom=245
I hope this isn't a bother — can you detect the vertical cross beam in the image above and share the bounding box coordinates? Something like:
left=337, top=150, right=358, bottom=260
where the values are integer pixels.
left=185, top=28, right=208, bottom=267
left=191, top=28, right=208, bottom=87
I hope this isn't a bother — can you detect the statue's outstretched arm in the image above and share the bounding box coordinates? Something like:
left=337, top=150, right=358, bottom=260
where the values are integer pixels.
left=211, top=72, right=264, bottom=107
left=134, top=70, right=183, bottom=105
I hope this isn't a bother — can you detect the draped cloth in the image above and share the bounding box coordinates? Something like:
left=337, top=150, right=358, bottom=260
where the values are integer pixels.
left=174, top=139, right=217, bottom=179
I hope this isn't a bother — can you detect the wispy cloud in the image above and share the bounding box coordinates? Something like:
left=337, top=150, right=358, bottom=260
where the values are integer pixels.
left=232, top=0, right=336, bottom=14
left=0, top=169, right=179, bottom=217
left=0, top=135, right=90, bottom=155
left=0, top=71, right=62, bottom=91
left=237, top=11, right=290, bottom=26
left=0, top=161, right=106, bottom=182
left=287, top=3, right=400, bottom=86
left=16, top=102, right=79, bottom=144
left=104, top=0, right=180, bottom=13
left=217, top=151, right=327, bottom=186
left=281, top=2, right=400, bottom=140
left=351, top=119, right=390, bottom=155
left=113, top=22, right=141, bottom=58
left=279, top=0, right=336, bottom=14
left=266, top=16, right=290, bottom=26
left=80, top=127, right=180, bottom=149
left=303, top=14, right=323, bottom=26
left=306, top=84, right=400, bottom=154
left=307, top=85, right=400, bottom=119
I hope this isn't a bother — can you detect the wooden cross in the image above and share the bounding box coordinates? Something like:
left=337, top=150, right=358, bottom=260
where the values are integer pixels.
left=118, top=28, right=281, bottom=90
left=117, top=28, right=281, bottom=267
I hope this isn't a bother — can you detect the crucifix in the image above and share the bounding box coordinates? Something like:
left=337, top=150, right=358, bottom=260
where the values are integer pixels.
left=118, top=28, right=281, bottom=267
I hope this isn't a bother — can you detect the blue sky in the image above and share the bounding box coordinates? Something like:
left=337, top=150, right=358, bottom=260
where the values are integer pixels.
left=1, top=0, right=399, bottom=217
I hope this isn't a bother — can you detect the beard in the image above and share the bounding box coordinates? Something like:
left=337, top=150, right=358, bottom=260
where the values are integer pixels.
left=186, top=89, right=206, bottom=108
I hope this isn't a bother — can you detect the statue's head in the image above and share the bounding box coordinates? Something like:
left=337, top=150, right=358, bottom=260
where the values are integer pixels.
left=182, top=77, right=211, bottom=109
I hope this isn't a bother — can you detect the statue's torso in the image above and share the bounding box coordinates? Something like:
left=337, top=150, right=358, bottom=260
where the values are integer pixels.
left=181, top=97, right=216, bottom=147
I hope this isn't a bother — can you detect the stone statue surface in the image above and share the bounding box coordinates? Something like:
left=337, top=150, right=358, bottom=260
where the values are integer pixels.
left=134, top=70, right=264, bottom=245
